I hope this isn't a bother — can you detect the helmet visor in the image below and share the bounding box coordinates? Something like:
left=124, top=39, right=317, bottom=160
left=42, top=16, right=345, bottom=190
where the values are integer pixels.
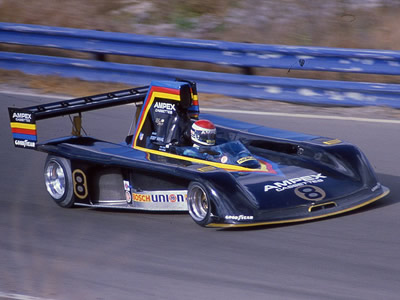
left=192, top=129, right=216, bottom=146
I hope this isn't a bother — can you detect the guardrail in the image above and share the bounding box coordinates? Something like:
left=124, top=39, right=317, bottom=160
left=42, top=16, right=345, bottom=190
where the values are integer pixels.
left=1, top=22, right=400, bottom=108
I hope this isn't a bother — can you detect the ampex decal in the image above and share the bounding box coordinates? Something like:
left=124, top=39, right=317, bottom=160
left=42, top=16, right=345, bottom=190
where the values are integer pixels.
left=264, top=173, right=327, bottom=192
left=154, top=102, right=176, bottom=115
left=12, top=112, right=32, bottom=123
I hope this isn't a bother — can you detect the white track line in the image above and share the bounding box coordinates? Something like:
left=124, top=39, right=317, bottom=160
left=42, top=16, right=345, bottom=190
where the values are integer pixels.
left=2, top=90, right=399, bottom=125
left=0, top=90, right=69, bottom=100
left=0, top=291, right=55, bottom=300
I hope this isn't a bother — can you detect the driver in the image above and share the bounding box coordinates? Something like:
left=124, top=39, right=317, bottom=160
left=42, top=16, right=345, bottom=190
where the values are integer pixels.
left=176, top=119, right=223, bottom=161
left=176, top=119, right=260, bottom=168
left=191, top=119, right=216, bottom=148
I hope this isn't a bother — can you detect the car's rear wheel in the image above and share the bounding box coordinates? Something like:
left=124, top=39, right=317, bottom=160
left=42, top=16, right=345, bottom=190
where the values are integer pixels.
left=187, top=182, right=212, bottom=227
left=44, top=155, right=75, bottom=208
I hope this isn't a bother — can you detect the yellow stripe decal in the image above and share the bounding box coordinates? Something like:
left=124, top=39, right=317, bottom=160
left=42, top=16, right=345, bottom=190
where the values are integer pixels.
left=10, top=122, right=36, bottom=130
left=152, top=91, right=180, bottom=101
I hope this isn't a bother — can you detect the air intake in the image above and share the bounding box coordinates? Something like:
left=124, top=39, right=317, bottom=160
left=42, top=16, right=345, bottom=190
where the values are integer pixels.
left=309, top=202, right=337, bottom=213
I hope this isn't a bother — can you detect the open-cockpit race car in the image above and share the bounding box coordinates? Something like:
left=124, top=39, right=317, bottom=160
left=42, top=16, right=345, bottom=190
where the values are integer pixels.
left=8, top=80, right=389, bottom=228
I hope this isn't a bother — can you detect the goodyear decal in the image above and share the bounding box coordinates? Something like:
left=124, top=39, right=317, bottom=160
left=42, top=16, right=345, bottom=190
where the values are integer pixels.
left=225, top=215, right=254, bottom=221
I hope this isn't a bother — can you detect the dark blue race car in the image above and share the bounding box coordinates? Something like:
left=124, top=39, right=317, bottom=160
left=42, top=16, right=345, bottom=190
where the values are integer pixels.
left=8, top=80, right=389, bottom=227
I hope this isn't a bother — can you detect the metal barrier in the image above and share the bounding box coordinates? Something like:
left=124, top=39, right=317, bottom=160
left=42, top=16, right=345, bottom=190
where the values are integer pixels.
left=1, top=22, right=400, bottom=107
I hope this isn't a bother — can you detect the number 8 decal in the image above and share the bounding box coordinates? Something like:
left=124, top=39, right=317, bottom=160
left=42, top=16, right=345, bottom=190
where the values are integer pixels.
left=295, top=185, right=326, bottom=201
left=73, top=169, right=88, bottom=199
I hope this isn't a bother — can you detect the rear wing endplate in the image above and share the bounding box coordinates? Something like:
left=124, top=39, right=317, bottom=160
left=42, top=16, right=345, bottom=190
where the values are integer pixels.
left=8, top=86, right=149, bottom=149
left=9, top=108, right=37, bottom=149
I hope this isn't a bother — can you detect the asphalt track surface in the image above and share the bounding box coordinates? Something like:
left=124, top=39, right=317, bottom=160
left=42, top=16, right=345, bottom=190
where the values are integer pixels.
left=1, top=92, right=399, bottom=300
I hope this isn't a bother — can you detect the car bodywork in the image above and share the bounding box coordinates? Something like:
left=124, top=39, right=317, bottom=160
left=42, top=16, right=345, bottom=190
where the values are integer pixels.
left=8, top=80, right=389, bottom=227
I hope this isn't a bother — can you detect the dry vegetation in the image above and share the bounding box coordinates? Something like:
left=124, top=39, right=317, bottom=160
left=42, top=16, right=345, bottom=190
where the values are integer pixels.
left=1, top=0, right=400, bottom=95
left=1, top=0, right=399, bottom=48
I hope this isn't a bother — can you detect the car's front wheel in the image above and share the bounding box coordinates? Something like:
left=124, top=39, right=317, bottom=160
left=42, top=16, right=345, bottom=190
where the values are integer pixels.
left=44, top=155, right=75, bottom=208
left=187, top=182, right=212, bottom=227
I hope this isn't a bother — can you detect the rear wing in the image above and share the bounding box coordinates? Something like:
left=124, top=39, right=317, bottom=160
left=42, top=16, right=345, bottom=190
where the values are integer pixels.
left=8, top=86, right=149, bottom=149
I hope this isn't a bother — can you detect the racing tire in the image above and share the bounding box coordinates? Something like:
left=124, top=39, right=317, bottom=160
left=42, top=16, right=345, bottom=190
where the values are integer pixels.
left=187, top=182, right=212, bottom=227
left=44, top=155, right=75, bottom=208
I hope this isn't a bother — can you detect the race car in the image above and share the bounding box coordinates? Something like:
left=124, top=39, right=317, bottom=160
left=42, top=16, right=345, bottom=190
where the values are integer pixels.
left=8, top=79, right=389, bottom=228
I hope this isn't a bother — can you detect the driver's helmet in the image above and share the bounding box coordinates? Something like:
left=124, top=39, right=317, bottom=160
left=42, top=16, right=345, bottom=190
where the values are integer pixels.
left=191, top=119, right=216, bottom=146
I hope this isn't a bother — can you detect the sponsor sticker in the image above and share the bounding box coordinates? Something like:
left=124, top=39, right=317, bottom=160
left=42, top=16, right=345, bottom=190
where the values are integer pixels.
left=132, top=193, right=151, bottom=202
left=169, top=194, right=177, bottom=202
left=132, top=190, right=187, bottom=203
left=123, top=180, right=131, bottom=191
left=154, top=102, right=176, bottom=115
left=125, top=191, right=132, bottom=203
left=14, top=139, right=36, bottom=148
left=225, top=215, right=254, bottom=221
left=155, top=118, right=165, bottom=126
left=264, top=173, right=327, bottom=192
left=123, top=180, right=133, bottom=203
left=12, top=112, right=33, bottom=123
left=150, top=134, right=165, bottom=143
left=237, top=156, right=256, bottom=165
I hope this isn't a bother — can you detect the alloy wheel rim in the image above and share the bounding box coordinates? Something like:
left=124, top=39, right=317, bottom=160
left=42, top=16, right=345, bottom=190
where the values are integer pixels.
left=188, top=185, right=208, bottom=222
left=45, top=161, right=66, bottom=200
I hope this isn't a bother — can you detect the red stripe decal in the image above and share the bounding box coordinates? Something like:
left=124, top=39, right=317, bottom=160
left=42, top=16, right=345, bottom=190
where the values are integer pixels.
left=151, top=86, right=180, bottom=95
left=11, top=128, right=37, bottom=135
